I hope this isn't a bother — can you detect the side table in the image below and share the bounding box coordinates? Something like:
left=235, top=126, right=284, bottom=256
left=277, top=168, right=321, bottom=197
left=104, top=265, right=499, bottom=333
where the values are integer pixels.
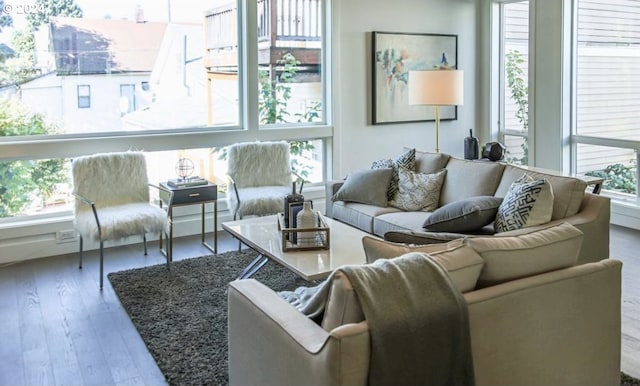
left=159, top=182, right=218, bottom=261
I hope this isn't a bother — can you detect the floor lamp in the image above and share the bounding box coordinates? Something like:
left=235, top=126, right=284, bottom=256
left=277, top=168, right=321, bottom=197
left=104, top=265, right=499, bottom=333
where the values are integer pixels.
left=408, top=70, right=464, bottom=153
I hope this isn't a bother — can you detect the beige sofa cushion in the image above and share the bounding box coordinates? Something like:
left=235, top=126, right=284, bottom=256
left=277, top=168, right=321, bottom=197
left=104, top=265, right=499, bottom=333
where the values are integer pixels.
left=466, top=222, right=584, bottom=288
left=361, top=237, right=484, bottom=293
left=440, top=158, right=505, bottom=206
left=322, top=238, right=484, bottom=331
left=495, top=165, right=587, bottom=220
left=321, top=270, right=365, bottom=331
left=413, top=148, right=451, bottom=173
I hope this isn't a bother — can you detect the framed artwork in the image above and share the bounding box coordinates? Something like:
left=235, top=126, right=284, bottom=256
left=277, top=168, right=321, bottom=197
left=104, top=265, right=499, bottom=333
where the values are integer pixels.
left=372, top=31, right=458, bottom=125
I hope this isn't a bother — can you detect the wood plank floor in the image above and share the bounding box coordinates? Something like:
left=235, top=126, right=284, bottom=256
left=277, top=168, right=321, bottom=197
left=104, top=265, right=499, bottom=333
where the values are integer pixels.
left=0, top=225, right=638, bottom=385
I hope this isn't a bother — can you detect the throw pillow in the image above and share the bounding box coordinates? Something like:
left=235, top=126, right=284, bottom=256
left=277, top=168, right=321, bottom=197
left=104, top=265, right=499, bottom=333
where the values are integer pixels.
left=423, top=196, right=503, bottom=232
left=371, top=148, right=416, bottom=201
left=494, top=174, right=554, bottom=233
left=361, top=236, right=484, bottom=293
left=331, top=168, right=393, bottom=207
left=389, top=168, right=446, bottom=211
left=465, top=222, right=583, bottom=288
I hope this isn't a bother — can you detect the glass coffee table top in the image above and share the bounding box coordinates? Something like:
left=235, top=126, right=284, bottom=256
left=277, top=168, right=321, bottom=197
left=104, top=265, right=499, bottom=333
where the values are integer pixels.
left=222, top=215, right=373, bottom=281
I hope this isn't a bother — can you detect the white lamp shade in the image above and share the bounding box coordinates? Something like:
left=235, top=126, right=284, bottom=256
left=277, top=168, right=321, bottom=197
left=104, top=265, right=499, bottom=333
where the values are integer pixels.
left=408, top=70, right=464, bottom=106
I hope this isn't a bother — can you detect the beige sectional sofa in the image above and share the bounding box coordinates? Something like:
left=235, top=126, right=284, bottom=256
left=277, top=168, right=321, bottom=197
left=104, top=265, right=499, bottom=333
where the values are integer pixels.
left=228, top=223, right=622, bottom=385
left=325, top=149, right=611, bottom=265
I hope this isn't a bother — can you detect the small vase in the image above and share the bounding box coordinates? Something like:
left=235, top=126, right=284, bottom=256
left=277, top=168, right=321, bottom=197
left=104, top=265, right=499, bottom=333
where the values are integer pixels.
left=296, top=201, right=318, bottom=246
left=464, top=129, right=479, bottom=160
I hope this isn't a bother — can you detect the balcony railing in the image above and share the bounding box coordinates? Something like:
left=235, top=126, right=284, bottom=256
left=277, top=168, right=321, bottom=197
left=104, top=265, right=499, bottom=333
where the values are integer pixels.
left=205, top=0, right=321, bottom=53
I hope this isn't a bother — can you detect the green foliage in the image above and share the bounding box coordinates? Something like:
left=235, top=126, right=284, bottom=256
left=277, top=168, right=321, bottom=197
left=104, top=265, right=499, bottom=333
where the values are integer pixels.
left=586, top=163, right=637, bottom=194
left=215, top=52, right=321, bottom=184
left=11, top=29, right=35, bottom=63
left=504, top=49, right=529, bottom=165
left=505, top=50, right=528, bottom=132
left=0, top=29, right=39, bottom=86
left=258, top=52, right=300, bottom=124
left=26, top=0, right=83, bottom=30
left=0, top=0, right=13, bottom=32
left=0, top=98, right=68, bottom=217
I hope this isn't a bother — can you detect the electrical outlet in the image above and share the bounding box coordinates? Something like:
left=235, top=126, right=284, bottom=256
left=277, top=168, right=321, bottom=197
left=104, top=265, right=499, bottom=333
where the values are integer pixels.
left=56, top=229, right=77, bottom=243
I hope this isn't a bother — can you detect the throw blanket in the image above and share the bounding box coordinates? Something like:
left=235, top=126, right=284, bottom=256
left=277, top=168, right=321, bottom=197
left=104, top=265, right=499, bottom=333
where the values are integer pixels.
left=279, top=252, right=475, bottom=386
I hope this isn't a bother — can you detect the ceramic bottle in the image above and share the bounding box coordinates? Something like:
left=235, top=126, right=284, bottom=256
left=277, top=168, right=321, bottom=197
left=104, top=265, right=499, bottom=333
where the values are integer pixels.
left=296, top=201, right=318, bottom=246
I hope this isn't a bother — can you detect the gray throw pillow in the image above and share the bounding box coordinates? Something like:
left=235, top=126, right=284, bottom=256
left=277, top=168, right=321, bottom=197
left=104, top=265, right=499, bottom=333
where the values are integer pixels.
left=371, top=148, right=416, bottom=201
left=423, top=196, right=503, bottom=232
left=332, top=168, right=393, bottom=207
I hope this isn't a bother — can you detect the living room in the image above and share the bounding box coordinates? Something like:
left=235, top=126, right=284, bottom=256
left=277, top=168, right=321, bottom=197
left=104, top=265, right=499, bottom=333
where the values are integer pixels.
left=0, top=0, right=639, bottom=384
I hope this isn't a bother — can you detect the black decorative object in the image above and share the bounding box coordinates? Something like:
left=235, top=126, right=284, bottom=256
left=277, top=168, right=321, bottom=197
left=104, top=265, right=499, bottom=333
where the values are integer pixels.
left=283, top=181, right=304, bottom=228
left=464, top=129, right=479, bottom=160
left=482, top=142, right=507, bottom=162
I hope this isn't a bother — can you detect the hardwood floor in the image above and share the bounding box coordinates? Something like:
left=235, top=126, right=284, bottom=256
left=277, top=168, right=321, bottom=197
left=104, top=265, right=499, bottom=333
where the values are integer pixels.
left=0, top=225, right=638, bottom=385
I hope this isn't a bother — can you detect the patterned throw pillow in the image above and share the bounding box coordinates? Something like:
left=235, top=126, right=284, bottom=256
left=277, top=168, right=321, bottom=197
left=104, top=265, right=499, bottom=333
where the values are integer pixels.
left=494, top=174, right=554, bottom=233
left=371, top=148, right=416, bottom=201
left=389, top=168, right=446, bottom=211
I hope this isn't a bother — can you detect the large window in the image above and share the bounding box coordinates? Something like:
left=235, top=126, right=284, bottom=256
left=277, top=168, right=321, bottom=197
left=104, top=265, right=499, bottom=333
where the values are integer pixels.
left=0, top=0, right=331, bottom=221
left=496, top=1, right=530, bottom=165
left=573, top=0, right=639, bottom=200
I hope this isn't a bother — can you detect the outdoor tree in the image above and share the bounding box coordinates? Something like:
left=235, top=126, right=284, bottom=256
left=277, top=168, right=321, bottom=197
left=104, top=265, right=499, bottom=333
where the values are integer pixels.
left=257, top=52, right=320, bottom=182
left=505, top=49, right=529, bottom=165
left=0, top=29, right=39, bottom=86
left=0, top=98, right=68, bottom=217
left=215, top=52, right=321, bottom=184
left=0, top=0, right=13, bottom=32
left=26, top=0, right=83, bottom=30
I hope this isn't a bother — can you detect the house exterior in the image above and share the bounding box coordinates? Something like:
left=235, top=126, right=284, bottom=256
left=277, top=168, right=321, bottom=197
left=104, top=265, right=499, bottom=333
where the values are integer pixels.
left=122, top=22, right=211, bottom=130
left=16, top=17, right=167, bottom=133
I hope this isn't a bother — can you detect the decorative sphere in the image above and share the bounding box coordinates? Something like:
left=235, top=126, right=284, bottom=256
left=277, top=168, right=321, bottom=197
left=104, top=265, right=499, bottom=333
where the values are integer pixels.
left=175, top=158, right=195, bottom=179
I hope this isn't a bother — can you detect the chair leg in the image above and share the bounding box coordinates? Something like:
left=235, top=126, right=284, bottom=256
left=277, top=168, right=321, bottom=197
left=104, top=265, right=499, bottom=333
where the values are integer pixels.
left=143, top=234, right=148, bottom=255
left=99, top=241, right=104, bottom=290
left=78, top=235, right=84, bottom=269
left=164, top=231, right=170, bottom=270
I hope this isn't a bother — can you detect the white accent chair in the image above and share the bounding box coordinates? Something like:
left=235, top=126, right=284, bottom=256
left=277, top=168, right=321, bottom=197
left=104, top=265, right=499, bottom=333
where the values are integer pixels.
left=226, top=141, right=299, bottom=220
left=71, top=151, right=173, bottom=289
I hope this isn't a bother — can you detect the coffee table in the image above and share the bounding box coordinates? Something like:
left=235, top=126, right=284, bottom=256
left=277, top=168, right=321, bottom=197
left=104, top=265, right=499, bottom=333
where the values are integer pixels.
left=222, top=214, right=373, bottom=281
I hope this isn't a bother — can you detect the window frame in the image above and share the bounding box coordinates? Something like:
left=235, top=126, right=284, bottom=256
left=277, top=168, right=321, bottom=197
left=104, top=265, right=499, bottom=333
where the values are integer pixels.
left=0, top=0, right=334, bottom=224
left=119, top=84, right=136, bottom=116
left=77, top=84, right=91, bottom=109
left=569, top=0, right=640, bottom=199
left=492, top=0, right=530, bottom=165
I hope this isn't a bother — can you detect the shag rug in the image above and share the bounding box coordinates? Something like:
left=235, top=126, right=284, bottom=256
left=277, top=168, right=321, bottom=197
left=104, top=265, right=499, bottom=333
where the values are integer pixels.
left=109, top=251, right=640, bottom=386
left=108, top=250, right=309, bottom=386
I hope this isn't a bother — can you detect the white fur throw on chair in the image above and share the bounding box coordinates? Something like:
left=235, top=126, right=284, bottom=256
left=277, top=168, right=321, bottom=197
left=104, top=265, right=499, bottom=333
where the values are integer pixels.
left=72, top=151, right=169, bottom=241
left=227, top=141, right=293, bottom=219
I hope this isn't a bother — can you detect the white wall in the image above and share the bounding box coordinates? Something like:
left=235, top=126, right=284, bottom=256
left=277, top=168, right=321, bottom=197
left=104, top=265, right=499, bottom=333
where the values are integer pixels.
left=331, top=0, right=478, bottom=177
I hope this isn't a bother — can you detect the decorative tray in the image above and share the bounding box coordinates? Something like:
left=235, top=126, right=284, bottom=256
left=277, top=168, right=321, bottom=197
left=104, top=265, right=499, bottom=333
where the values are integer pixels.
left=277, top=212, right=330, bottom=251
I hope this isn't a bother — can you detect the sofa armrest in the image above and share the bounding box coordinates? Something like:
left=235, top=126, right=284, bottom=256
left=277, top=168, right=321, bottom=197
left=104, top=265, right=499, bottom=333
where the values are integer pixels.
left=228, top=279, right=369, bottom=386
left=465, top=259, right=621, bottom=386
left=496, top=193, right=610, bottom=264
left=325, top=179, right=346, bottom=218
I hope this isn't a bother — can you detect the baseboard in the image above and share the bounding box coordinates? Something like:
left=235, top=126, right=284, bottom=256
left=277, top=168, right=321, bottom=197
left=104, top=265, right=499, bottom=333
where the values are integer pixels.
left=611, top=200, right=640, bottom=230
left=0, top=189, right=327, bottom=265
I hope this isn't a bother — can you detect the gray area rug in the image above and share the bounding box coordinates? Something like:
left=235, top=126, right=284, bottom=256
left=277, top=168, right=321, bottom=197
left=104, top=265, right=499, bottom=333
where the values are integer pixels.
left=108, top=250, right=309, bottom=386
left=109, top=251, right=640, bottom=386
